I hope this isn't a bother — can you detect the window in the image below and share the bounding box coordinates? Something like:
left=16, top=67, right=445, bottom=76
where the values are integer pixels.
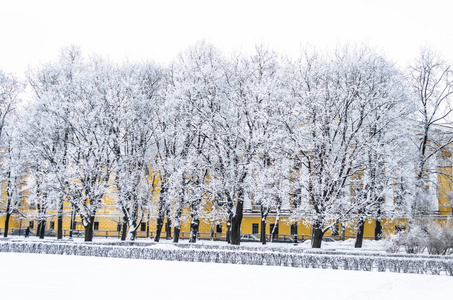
left=438, top=153, right=452, bottom=168
left=94, top=222, right=99, bottom=231
left=49, top=221, right=55, bottom=230
left=29, top=221, right=34, bottom=229
left=252, top=223, right=259, bottom=234
left=395, top=225, right=406, bottom=233
left=140, top=222, right=147, bottom=232
left=290, top=224, right=297, bottom=235
left=216, top=224, right=223, bottom=233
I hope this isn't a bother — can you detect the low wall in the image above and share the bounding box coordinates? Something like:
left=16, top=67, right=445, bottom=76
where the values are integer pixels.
left=1, top=240, right=452, bottom=276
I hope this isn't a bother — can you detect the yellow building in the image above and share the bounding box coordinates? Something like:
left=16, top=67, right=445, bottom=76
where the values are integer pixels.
left=1, top=149, right=452, bottom=242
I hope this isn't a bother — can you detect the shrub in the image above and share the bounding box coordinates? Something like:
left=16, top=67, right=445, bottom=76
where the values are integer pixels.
left=388, top=222, right=453, bottom=255
left=385, top=232, right=404, bottom=253
left=426, top=223, right=453, bottom=255
left=385, top=226, right=428, bottom=254
left=403, top=226, right=428, bottom=254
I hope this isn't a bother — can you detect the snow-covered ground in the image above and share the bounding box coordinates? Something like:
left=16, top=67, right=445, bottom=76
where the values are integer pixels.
left=1, top=252, right=452, bottom=300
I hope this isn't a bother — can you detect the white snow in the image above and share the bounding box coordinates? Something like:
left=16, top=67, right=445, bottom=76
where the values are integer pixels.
left=149, top=243, right=180, bottom=250
left=1, top=252, right=452, bottom=300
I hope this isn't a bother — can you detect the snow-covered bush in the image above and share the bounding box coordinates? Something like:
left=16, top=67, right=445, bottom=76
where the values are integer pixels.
left=385, top=233, right=404, bottom=253
left=426, top=223, right=453, bottom=255
left=403, top=226, right=428, bottom=254
left=385, top=226, right=428, bottom=254
left=386, top=223, right=453, bottom=255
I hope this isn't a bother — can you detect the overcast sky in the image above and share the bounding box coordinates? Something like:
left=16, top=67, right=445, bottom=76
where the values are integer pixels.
left=1, top=0, right=452, bottom=77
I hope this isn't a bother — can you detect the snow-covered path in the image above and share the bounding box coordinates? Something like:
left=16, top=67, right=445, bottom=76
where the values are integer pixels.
left=1, top=252, right=452, bottom=300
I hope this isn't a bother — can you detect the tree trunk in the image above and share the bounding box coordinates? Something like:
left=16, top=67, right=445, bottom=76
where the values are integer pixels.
left=154, top=218, right=164, bottom=242
left=189, top=219, right=199, bottom=243
left=375, top=198, right=384, bottom=240
left=121, top=219, right=127, bottom=241
left=375, top=219, right=382, bottom=240
left=172, top=211, right=181, bottom=242
left=210, top=221, right=215, bottom=241
left=154, top=186, right=167, bottom=242
left=127, top=227, right=137, bottom=241
left=260, top=217, right=267, bottom=245
left=270, top=220, right=279, bottom=242
left=3, top=213, right=11, bottom=237
left=174, top=173, right=186, bottom=244
left=57, top=200, right=63, bottom=240
left=260, top=208, right=267, bottom=245
left=260, top=205, right=268, bottom=244
left=4, top=179, right=12, bottom=237
left=311, top=221, right=324, bottom=248
left=84, top=216, right=95, bottom=242
left=230, top=189, right=244, bottom=245
left=165, top=217, right=172, bottom=240
left=355, top=217, right=366, bottom=248
left=174, top=226, right=181, bottom=243
left=37, top=220, right=42, bottom=239
left=341, top=223, right=346, bottom=241
left=126, top=215, right=138, bottom=241
left=69, top=208, right=76, bottom=238
left=226, top=218, right=231, bottom=244
left=38, top=220, right=46, bottom=239
left=128, top=231, right=137, bottom=241
left=173, top=212, right=182, bottom=243
left=189, top=198, right=201, bottom=243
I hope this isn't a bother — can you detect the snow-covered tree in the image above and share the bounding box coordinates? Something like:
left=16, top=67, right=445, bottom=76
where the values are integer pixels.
left=107, top=63, right=163, bottom=241
left=0, top=70, right=23, bottom=237
left=205, top=47, right=285, bottom=245
left=157, top=42, right=222, bottom=243
left=26, top=51, right=79, bottom=239
left=344, top=52, right=413, bottom=247
left=284, top=47, right=412, bottom=248
left=409, top=48, right=453, bottom=219
left=239, top=46, right=288, bottom=244
left=27, top=48, right=115, bottom=241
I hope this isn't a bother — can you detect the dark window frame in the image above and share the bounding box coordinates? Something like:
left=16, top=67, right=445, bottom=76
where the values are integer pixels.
left=140, top=222, right=147, bottom=232
left=252, top=223, right=259, bottom=234
left=290, top=223, right=297, bottom=235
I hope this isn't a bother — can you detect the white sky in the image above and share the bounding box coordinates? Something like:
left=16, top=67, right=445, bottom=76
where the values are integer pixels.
left=1, top=0, right=452, bottom=77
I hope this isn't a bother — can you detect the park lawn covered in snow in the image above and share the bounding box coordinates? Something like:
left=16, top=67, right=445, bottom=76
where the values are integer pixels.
left=1, top=252, right=452, bottom=300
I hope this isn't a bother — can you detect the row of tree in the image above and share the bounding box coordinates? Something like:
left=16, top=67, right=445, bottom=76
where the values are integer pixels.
left=1, top=43, right=452, bottom=247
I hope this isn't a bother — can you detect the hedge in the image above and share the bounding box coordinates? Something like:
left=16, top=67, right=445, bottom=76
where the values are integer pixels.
left=1, top=240, right=452, bottom=276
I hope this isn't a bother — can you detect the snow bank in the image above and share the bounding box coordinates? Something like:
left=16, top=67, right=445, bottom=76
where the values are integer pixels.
left=3, top=252, right=452, bottom=300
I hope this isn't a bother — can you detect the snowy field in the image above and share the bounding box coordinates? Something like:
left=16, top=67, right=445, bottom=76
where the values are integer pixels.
left=1, top=252, right=452, bottom=300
